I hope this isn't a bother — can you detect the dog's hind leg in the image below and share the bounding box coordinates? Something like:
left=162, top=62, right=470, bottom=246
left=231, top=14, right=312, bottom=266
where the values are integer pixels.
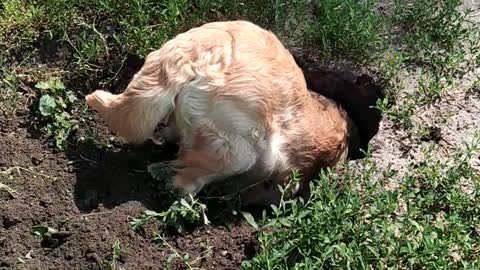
left=171, top=128, right=258, bottom=196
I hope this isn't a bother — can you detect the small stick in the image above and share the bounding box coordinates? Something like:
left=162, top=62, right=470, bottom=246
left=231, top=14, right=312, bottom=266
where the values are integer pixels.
left=0, top=182, right=18, bottom=198
left=0, top=166, right=56, bottom=181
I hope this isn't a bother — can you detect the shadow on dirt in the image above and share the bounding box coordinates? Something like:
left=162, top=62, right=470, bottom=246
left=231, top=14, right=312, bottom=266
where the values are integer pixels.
left=65, top=139, right=178, bottom=213
left=64, top=137, right=245, bottom=227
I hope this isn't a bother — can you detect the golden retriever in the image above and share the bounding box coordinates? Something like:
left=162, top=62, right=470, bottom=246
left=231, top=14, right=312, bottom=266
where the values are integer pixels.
left=85, top=20, right=375, bottom=206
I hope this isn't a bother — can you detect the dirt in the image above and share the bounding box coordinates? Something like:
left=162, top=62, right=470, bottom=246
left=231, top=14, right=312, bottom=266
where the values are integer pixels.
left=0, top=35, right=259, bottom=269
left=0, top=89, right=261, bottom=270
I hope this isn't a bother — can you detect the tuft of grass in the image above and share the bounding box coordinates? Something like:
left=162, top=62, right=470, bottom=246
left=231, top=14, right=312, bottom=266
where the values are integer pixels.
left=416, top=71, right=445, bottom=105
left=392, top=0, right=480, bottom=85
left=153, top=232, right=213, bottom=270
left=0, top=0, right=43, bottom=53
left=108, top=239, right=122, bottom=270
left=375, top=95, right=416, bottom=129
left=242, top=134, right=480, bottom=269
left=0, top=67, right=22, bottom=116
left=305, top=0, right=387, bottom=63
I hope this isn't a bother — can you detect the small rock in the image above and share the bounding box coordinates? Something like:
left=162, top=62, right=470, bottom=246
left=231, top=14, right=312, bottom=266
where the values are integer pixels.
left=86, top=252, right=101, bottom=263
left=31, top=156, right=43, bottom=166
left=25, top=250, right=33, bottom=259
left=39, top=200, right=48, bottom=208
left=3, top=216, right=21, bottom=229
left=64, top=252, right=74, bottom=260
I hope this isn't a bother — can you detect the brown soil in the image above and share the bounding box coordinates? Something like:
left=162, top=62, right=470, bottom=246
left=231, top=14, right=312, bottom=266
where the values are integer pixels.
left=0, top=95, right=260, bottom=269
left=0, top=34, right=260, bottom=269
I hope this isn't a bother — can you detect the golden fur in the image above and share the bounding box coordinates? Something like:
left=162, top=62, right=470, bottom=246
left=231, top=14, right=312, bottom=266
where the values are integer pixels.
left=85, top=20, right=352, bottom=206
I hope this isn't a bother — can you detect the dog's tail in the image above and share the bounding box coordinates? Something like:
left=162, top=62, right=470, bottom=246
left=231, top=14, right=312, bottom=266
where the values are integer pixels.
left=85, top=25, right=237, bottom=144
left=85, top=53, right=182, bottom=144
left=85, top=44, right=200, bottom=144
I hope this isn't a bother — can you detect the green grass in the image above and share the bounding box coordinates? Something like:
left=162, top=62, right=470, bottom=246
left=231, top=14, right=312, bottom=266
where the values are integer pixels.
left=108, top=239, right=122, bottom=270
left=392, top=0, right=480, bottom=77
left=305, top=0, right=388, bottom=63
left=0, top=0, right=43, bottom=54
left=0, top=67, right=22, bottom=117
left=241, top=134, right=480, bottom=269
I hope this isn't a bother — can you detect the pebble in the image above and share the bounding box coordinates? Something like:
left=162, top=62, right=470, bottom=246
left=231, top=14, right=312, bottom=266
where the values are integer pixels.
left=31, top=156, right=43, bottom=166
left=2, top=215, right=21, bottom=229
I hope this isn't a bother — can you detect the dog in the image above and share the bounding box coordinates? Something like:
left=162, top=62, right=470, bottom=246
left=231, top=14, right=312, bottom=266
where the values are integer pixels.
left=85, top=20, right=382, bottom=206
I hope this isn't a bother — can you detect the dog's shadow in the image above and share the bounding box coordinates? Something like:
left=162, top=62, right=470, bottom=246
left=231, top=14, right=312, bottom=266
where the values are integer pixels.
left=65, top=138, right=180, bottom=213
left=65, top=137, right=252, bottom=225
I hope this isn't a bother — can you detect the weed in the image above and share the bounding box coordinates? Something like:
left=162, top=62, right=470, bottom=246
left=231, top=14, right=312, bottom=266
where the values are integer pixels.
left=108, top=239, right=122, bottom=270
left=305, top=0, right=387, bottom=63
left=34, top=77, right=78, bottom=150
left=67, top=21, right=110, bottom=72
left=199, top=240, right=213, bottom=259
left=380, top=51, right=405, bottom=84
left=155, top=232, right=196, bottom=269
left=416, top=71, right=444, bottom=105
left=242, top=134, right=480, bottom=269
left=375, top=95, right=416, bottom=129
left=130, top=194, right=210, bottom=234
left=32, top=224, right=58, bottom=238
left=31, top=223, right=73, bottom=247
left=241, top=211, right=259, bottom=231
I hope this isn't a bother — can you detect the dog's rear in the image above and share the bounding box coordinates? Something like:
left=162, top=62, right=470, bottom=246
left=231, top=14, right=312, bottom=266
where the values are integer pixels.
left=294, top=57, right=385, bottom=159
left=85, top=21, right=361, bottom=206
left=85, top=20, right=314, bottom=198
